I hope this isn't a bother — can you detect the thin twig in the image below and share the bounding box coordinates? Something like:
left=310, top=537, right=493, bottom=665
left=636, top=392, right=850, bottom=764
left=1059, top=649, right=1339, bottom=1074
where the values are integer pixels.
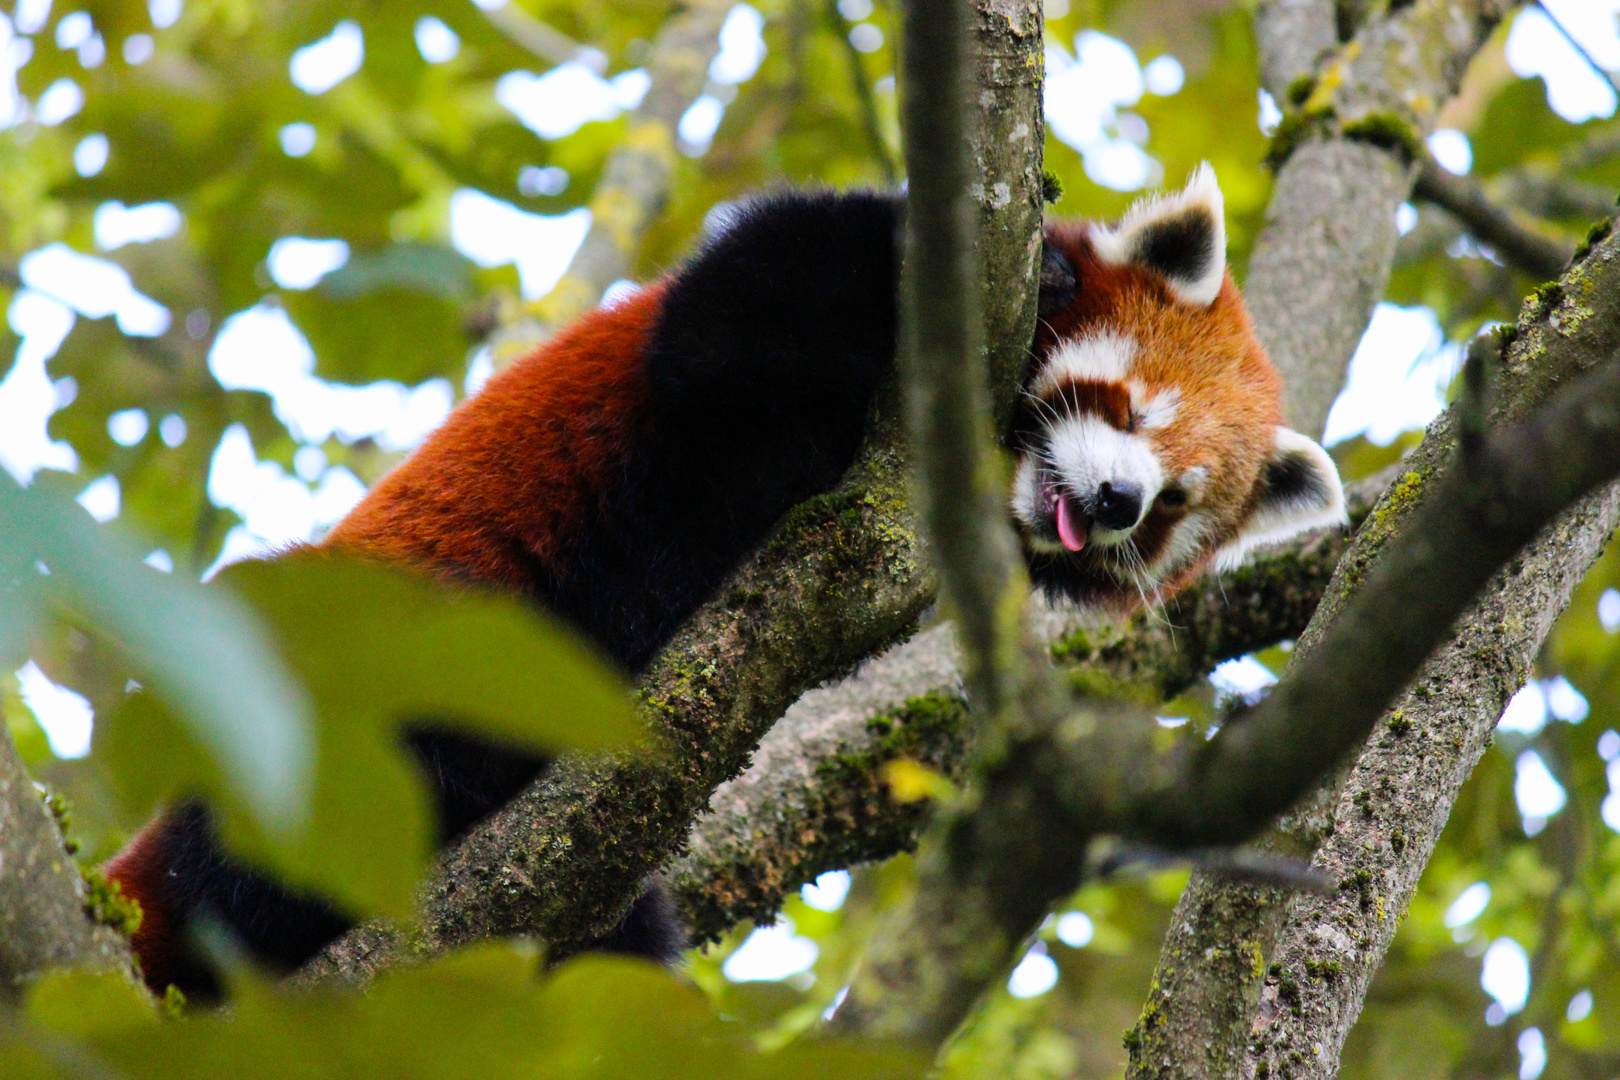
left=1412, top=156, right=1571, bottom=281
left=826, top=0, right=898, bottom=185
left=478, top=4, right=605, bottom=72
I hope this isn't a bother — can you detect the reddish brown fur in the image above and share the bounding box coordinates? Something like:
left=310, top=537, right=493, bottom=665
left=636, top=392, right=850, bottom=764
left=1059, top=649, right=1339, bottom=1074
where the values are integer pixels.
left=1038, top=223, right=1283, bottom=563
left=101, top=820, right=185, bottom=993
left=322, top=283, right=667, bottom=587
left=1037, top=378, right=1134, bottom=431
left=104, top=287, right=669, bottom=995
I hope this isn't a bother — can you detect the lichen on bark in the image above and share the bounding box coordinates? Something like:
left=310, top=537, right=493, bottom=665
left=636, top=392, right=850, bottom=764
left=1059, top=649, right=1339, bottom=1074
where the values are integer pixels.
left=0, top=726, right=135, bottom=1000
left=670, top=472, right=1394, bottom=943
left=1129, top=207, right=1620, bottom=1080
left=1248, top=0, right=1509, bottom=438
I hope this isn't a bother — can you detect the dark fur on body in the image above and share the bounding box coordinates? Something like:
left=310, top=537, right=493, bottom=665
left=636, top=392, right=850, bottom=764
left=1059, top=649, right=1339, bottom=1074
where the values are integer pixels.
left=107, top=191, right=902, bottom=997
left=531, top=190, right=901, bottom=671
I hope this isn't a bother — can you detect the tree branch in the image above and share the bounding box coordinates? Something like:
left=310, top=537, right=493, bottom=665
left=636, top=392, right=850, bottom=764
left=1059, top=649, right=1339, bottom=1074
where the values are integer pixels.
left=819, top=0, right=1074, bottom=1045
left=1253, top=0, right=1338, bottom=103
left=301, top=0, right=1047, bottom=989
left=669, top=473, right=1393, bottom=944
left=969, top=0, right=1046, bottom=430
left=821, top=253, right=1620, bottom=1060
left=1248, top=0, right=1509, bottom=438
left=1235, top=224, right=1620, bottom=1080
left=1130, top=207, right=1620, bottom=1079
left=1413, top=156, right=1572, bottom=280
left=0, top=725, right=134, bottom=1000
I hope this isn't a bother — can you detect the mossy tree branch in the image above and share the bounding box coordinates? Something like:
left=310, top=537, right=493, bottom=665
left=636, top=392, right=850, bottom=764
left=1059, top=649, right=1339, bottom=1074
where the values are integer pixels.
left=669, top=471, right=1394, bottom=944
left=1232, top=215, right=1620, bottom=1080
left=816, top=0, right=1096, bottom=1047
left=824, top=239, right=1620, bottom=1058
left=1130, top=6, right=1515, bottom=1070
left=1131, top=210, right=1620, bottom=1079
left=0, top=725, right=134, bottom=1001
left=1248, top=0, right=1510, bottom=438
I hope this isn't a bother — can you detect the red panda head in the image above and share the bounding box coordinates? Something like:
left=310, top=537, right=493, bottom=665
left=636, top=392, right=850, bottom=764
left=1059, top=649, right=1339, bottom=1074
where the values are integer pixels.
left=1011, top=164, right=1346, bottom=611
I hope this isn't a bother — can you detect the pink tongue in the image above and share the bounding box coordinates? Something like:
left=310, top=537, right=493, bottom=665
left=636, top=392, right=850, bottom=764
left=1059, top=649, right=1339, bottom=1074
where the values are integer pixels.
left=1056, top=497, right=1087, bottom=552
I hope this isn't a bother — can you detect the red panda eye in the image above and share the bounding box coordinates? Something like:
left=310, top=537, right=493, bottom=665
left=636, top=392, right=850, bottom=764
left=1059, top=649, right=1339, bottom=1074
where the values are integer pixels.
left=1157, top=487, right=1187, bottom=509
left=1127, top=412, right=1140, bottom=433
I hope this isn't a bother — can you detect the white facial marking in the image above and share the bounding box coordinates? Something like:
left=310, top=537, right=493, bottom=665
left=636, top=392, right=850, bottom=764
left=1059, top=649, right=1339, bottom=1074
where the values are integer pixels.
left=1179, top=465, right=1210, bottom=505
left=1214, top=426, right=1348, bottom=569
left=1034, top=331, right=1137, bottom=395
left=1150, top=510, right=1211, bottom=580
left=1089, top=161, right=1227, bottom=308
left=1046, top=415, right=1164, bottom=545
left=1131, top=383, right=1180, bottom=430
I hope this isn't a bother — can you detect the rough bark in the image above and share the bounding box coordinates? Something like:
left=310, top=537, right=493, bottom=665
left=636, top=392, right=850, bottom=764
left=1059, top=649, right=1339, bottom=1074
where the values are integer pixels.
left=1127, top=4, right=1511, bottom=1070
left=820, top=0, right=1078, bottom=1045
left=1129, top=213, right=1620, bottom=1079
left=0, top=725, right=133, bottom=1001
left=1246, top=498, right=1618, bottom=1079
left=1241, top=223, right=1620, bottom=1080
left=1253, top=0, right=1338, bottom=102
left=670, top=473, right=1392, bottom=944
left=1248, top=0, right=1509, bottom=439
left=301, top=0, right=1047, bottom=987
left=971, top=0, right=1046, bottom=431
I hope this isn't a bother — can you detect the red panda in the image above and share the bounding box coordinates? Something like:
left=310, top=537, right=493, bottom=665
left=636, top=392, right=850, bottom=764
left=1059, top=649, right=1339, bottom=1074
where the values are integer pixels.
left=103, top=170, right=1342, bottom=997
left=1012, top=164, right=1344, bottom=609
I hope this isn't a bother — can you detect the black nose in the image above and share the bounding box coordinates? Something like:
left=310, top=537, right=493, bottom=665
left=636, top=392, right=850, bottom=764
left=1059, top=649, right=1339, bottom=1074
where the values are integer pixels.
left=1093, top=481, right=1143, bottom=531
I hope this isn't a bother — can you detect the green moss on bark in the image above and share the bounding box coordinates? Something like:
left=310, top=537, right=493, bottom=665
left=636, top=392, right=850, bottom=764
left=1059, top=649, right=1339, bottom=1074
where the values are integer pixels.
left=1341, top=111, right=1425, bottom=163
left=80, top=867, right=142, bottom=938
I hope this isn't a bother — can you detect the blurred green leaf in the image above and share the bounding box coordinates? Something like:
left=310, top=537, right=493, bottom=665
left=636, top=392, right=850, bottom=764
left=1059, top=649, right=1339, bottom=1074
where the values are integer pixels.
left=0, top=471, right=314, bottom=835
left=26, top=972, right=157, bottom=1039
left=284, top=244, right=477, bottom=384
left=27, top=945, right=927, bottom=1080
left=97, top=548, right=644, bottom=916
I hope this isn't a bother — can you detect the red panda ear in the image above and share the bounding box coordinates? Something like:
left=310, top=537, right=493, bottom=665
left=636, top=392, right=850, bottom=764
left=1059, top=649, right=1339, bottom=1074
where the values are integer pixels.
left=1037, top=243, right=1077, bottom=317
left=1215, top=426, right=1347, bottom=570
left=1036, top=247, right=1075, bottom=320
left=1091, top=162, right=1226, bottom=307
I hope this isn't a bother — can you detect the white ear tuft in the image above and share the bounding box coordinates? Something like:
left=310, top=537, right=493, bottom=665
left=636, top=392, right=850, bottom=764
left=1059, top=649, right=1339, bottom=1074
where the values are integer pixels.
left=1214, top=426, right=1347, bottom=570
left=1090, top=161, right=1227, bottom=307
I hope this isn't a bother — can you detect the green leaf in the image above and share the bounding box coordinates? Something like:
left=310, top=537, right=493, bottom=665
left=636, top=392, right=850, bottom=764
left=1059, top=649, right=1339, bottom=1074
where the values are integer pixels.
left=98, top=549, right=644, bottom=916
left=67, top=946, right=926, bottom=1080
left=222, top=551, right=642, bottom=757
left=27, top=972, right=157, bottom=1038
left=283, top=244, right=478, bottom=385
left=0, top=472, right=314, bottom=836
